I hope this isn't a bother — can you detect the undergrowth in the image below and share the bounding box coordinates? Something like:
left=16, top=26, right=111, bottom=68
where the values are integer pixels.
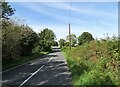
left=62, top=38, right=120, bottom=86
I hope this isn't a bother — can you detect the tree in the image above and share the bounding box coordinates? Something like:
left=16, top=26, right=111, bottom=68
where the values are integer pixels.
left=2, top=1, right=39, bottom=65
left=2, top=23, right=39, bottom=63
left=2, top=24, right=21, bottom=62
left=52, top=41, right=58, bottom=46
left=38, top=28, right=56, bottom=52
left=66, top=34, right=77, bottom=47
left=1, top=2, right=15, bottom=28
left=58, top=39, right=66, bottom=48
left=2, top=2, right=15, bottom=19
left=20, top=26, right=39, bottom=56
left=78, top=32, right=94, bottom=45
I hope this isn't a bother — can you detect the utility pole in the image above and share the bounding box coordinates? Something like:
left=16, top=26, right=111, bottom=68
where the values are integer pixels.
left=69, top=23, right=71, bottom=49
left=69, top=0, right=72, bottom=50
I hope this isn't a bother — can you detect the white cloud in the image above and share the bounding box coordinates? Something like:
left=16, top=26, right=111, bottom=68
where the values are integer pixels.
left=18, top=2, right=117, bottom=26
left=99, top=20, right=117, bottom=27
left=17, top=2, right=92, bottom=24
left=42, top=2, right=117, bottom=19
left=9, top=2, right=118, bottom=25
left=12, top=2, right=118, bottom=40
left=17, top=3, right=69, bottom=23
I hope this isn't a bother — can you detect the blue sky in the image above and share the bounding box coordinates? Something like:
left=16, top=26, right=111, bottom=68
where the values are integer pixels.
left=9, top=2, right=118, bottom=41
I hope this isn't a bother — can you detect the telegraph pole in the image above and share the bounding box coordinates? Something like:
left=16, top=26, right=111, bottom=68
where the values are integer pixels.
left=69, top=23, right=71, bottom=49
left=69, top=0, right=72, bottom=50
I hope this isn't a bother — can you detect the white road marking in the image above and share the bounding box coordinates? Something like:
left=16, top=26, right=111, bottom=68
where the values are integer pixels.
left=18, top=65, right=44, bottom=87
left=47, top=57, right=53, bottom=62
left=18, top=53, right=55, bottom=87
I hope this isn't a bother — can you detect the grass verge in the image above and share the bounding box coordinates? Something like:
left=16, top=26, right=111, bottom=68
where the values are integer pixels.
left=3, top=51, right=49, bottom=71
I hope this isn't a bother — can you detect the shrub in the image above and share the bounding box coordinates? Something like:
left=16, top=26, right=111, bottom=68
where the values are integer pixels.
left=63, top=38, right=120, bottom=85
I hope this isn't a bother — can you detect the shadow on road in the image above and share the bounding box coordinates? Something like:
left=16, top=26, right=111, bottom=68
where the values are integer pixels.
left=2, top=47, right=72, bottom=86
left=51, top=50, right=61, bottom=53
left=24, top=60, right=72, bottom=86
left=41, top=54, right=58, bottom=59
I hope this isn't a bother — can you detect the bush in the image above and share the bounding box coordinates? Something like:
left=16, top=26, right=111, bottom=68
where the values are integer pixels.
left=63, top=37, right=120, bottom=85
left=2, top=24, right=21, bottom=62
left=2, top=23, right=39, bottom=63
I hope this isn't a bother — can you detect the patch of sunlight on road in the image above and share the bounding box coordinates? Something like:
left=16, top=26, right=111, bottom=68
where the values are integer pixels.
left=2, top=80, right=9, bottom=83
left=37, top=80, right=48, bottom=85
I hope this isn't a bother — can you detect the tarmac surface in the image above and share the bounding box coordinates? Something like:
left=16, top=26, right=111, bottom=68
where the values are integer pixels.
left=2, top=47, right=72, bottom=87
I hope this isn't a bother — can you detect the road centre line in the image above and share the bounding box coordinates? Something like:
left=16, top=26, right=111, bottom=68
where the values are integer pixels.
left=18, top=53, right=55, bottom=87
left=47, top=57, right=53, bottom=62
left=18, top=65, right=44, bottom=87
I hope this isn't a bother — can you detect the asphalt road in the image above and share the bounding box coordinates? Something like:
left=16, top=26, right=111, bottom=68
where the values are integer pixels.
left=2, top=47, right=72, bottom=87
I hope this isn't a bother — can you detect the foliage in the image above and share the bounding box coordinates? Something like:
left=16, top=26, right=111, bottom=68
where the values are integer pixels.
left=1, top=1, right=15, bottom=28
left=20, top=26, right=39, bottom=56
left=2, top=24, right=21, bottom=62
left=52, top=41, right=58, bottom=46
left=2, top=2, right=15, bottom=19
left=78, top=32, right=94, bottom=45
left=58, top=39, right=66, bottom=48
left=3, top=52, right=47, bottom=71
left=2, top=23, right=39, bottom=63
left=2, top=2, right=56, bottom=71
left=38, top=28, right=56, bottom=52
left=66, top=34, right=77, bottom=47
left=63, top=36, right=120, bottom=86
left=65, top=42, right=70, bottom=46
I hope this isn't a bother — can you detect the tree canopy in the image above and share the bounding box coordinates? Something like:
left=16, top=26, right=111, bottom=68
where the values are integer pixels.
left=66, top=34, right=77, bottom=47
left=2, top=2, right=15, bottom=19
left=78, top=32, right=94, bottom=45
left=38, top=28, right=56, bottom=52
left=58, top=39, right=66, bottom=48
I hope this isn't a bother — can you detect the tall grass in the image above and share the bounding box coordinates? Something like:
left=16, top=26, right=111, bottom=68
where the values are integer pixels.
left=63, top=38, right=120, bottom=86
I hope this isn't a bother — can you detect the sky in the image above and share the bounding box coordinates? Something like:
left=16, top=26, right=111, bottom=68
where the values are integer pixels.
left=8, top=1, right=118, bottom=41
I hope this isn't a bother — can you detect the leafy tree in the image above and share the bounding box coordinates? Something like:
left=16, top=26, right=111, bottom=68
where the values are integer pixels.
left=1, top=2, right=15, bottom=19
left=52, top=41, right=58, bottom=46
left=20, top=26, right=39, bottom=56
left=2, top=24, right=22, bottom=62
left=2, top=23, right=39, bottom=63
left=78, top=32, right=94, bottom=45
left=2, top=2, right=39, bottom=67
left=65, top=42, right=70, bottom=46
left=1, top=1, right=15, bottom=28
left=38, top=28, right=56, bottom=52
left=58, top=39, right=66, bottom=48
left=2, top=2, right=20, bottom=63
left=66, top=34, right=77, bottom=47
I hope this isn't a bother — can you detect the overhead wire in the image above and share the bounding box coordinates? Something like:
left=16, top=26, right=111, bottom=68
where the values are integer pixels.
left=69, top=0, right=72, bottom=24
